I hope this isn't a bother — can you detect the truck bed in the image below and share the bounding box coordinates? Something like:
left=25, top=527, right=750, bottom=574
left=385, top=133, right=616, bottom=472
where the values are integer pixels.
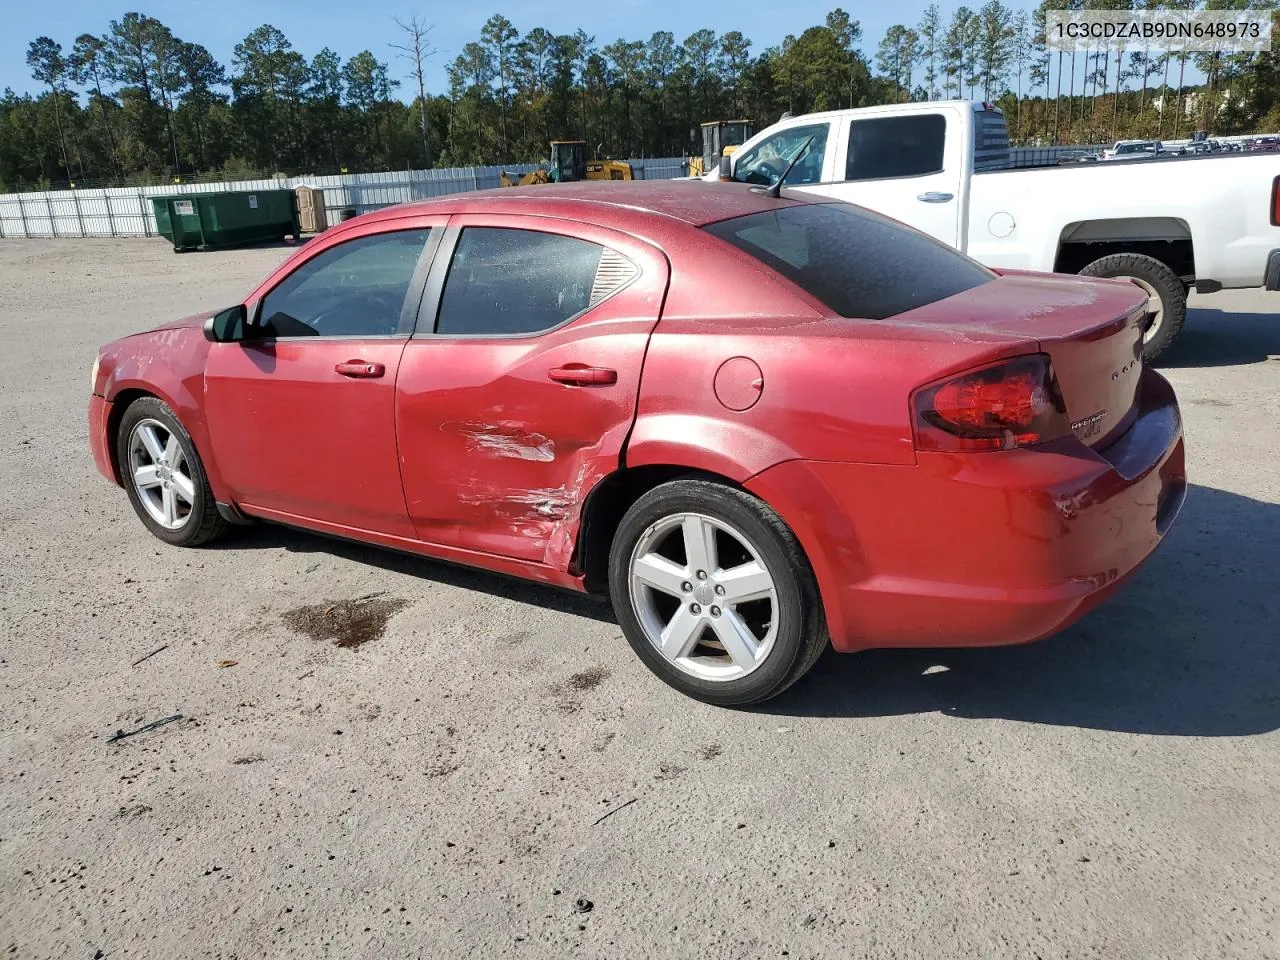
left=967, top=152, right=1280, bottom=290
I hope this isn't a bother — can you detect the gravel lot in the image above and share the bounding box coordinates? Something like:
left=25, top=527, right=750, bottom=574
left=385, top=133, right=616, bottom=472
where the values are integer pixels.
left=1, top=238, right=1278, bottom=959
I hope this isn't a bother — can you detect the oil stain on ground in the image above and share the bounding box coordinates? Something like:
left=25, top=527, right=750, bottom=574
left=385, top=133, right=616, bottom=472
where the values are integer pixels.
left=548, top=666, right=611, bottom=714
left=281, top=596, right=410, bottom=649
left=564, top=666, right=610, bottom=691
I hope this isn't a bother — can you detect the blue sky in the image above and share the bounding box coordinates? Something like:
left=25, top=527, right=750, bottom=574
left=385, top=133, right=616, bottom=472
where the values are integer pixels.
left=4, top=0, right=1058, bottom=100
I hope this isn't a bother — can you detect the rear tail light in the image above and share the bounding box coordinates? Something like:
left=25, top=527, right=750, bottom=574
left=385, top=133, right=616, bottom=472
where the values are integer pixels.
left=911, top=354, right=1069, bottom=452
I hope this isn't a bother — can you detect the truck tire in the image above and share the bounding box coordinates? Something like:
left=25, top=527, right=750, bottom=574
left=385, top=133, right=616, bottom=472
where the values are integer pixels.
left=1078, top=253, right=1185, bottom=364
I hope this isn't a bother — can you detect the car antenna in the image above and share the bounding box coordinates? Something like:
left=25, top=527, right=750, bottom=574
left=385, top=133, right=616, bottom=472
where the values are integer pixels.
left=754, top=135, right=814, bottom=199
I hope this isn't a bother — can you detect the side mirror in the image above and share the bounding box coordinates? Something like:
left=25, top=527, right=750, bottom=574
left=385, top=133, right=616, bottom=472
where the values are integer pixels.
left=204, top=304, right=248, bottom=343
left=718, top=155, right=732, bottom=181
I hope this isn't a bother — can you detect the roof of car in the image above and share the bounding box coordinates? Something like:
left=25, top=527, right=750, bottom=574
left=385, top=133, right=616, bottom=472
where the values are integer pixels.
left=359, top=180, right=817, bottom=230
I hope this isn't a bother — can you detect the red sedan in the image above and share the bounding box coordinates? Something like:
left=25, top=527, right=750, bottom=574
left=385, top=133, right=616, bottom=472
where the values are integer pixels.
left=88, top=182, right=1186, bottom=705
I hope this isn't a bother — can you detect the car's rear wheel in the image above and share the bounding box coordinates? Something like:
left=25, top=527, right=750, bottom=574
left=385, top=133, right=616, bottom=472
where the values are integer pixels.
left=1078, top=252, right=1185, bottom=364
left=117, top=397, right=228, bottom=547
left=608, top=479, right=828, bottom=706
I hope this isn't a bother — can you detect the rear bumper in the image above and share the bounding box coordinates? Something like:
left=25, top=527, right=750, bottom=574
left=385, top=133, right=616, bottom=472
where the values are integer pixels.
left=746, top=369, right=1186, bottom=653
left=88, top=395, right=119, bottom=484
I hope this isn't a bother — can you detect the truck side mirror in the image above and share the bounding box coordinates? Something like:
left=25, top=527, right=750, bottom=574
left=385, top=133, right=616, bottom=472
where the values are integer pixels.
left=718, top=155, right=732, bottom=181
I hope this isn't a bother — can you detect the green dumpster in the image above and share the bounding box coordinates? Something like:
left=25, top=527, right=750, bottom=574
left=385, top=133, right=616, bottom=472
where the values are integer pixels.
left=150, top=196, right=191, bottom=242
left=149, top=190, right=299, bottom=252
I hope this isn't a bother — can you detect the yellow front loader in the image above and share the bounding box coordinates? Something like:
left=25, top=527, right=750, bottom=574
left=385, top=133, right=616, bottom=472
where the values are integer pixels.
left=500, top=141, right=633, bottom=187
left=687, top=120, right=755, bottom=178
left=499, top=169, right=551, bottom=187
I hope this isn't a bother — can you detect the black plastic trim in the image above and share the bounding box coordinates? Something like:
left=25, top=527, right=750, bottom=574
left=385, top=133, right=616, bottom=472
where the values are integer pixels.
left=1266, top=249, right=1280, bottom=292
left=216, top=502, right=254, bottom=526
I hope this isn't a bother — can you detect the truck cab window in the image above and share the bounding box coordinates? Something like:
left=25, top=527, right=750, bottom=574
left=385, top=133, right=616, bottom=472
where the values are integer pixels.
left=732, top=124, right=830, bottom=187
left=845, top=114, right=946, bottom=181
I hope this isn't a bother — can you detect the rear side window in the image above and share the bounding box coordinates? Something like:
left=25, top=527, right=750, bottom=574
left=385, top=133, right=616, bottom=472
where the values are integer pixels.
left=704, top=203, right=993, bottom=320
left=436, top=228, right=609, bottom=336
left=845, top=114, right=946, bottom=181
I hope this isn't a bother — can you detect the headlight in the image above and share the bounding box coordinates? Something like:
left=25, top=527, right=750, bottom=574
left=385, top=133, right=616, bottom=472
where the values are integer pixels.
left=90, top=355, right=100, bottom=393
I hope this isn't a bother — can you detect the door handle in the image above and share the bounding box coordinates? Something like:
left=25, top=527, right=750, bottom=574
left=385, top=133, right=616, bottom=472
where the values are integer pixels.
left=917, top=191, right=954, bottom=203
left=548, top=364, right=617, bottom=386
left=335, top=360, right=385, bottom=378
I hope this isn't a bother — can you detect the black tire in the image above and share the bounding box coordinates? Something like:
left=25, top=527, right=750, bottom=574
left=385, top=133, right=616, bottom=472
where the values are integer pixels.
left=116, top=396, right=229, bottom=547
left=608, top=479, right=829, bottom=707
left=1077, top=252, right=1185, bottom=364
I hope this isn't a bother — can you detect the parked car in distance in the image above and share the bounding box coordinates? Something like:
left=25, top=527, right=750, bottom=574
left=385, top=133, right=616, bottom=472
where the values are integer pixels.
left=1101, top=139, right=1163, bottom=160
left=1248, top=136, right=1278, bottom=152
left=89, top=182, right=1187, bottom=706
left=711, top=101, right=1280, bottom=363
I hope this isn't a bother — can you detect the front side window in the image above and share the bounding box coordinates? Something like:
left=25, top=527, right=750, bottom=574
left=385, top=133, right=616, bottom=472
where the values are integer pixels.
left=731, top=123, right=830, bottom=188
left=435, top=228, right=608, bottom=336
left=704, top=203, right=993, bottom=320
left=845, top=114, right=946, bottom=181
left=257, top=229, right=431, bottom=338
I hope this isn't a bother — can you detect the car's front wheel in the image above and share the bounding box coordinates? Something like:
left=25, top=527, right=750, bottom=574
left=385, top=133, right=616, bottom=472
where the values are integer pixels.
left=608, top=479, right=828, bottom=706
left=116, top=397, right=229, bottom=547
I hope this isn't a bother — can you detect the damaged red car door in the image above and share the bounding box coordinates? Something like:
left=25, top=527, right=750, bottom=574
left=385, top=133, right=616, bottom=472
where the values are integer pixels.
left=204, top=220, right=444, bottom=537
left=395, top=214, right=669, bottom=567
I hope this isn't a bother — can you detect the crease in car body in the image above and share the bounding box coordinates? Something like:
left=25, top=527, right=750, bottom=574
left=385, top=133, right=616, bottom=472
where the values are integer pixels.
left=445, top=420, right=556, bottom=462
left=545, top=455, right=613, bottom=570
left=452, top=449, right=607, bottom=567
left=455, top=481, right=573, bottom=521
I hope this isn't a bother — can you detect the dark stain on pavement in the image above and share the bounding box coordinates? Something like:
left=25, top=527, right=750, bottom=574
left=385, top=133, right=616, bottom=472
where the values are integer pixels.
left=548, top=666, right=611, bottom=714
left=564, top=666, right=610, bottom=691
left=281, top=596, right=410, bottom=649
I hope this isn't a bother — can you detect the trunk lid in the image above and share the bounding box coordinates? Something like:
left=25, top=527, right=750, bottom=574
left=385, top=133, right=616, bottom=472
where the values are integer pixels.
left=896, top=272, right=1148, bottom=447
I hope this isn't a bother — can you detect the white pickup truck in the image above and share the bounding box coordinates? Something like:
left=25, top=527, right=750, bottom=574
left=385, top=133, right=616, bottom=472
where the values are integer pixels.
left=712, top=100, right=1280, bottom=360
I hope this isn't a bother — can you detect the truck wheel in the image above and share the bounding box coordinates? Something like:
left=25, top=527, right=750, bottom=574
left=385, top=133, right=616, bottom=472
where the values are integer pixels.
left=1078, top=253, right=1185, bottom=364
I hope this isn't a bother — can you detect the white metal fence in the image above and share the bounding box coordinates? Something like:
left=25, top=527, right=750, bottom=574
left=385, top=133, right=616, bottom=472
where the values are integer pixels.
left=0, top=157, right=692, bottom=240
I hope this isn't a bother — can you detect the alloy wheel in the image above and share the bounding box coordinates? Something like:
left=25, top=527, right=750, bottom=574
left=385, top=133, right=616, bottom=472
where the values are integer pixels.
left=128, top=418, right=195, bottom=530
left=627, top=512, right=779, bottom=682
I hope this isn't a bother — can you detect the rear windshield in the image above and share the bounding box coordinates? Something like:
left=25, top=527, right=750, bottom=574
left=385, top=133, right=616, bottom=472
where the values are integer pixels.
left=703, top=203, right=993, bottom=320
